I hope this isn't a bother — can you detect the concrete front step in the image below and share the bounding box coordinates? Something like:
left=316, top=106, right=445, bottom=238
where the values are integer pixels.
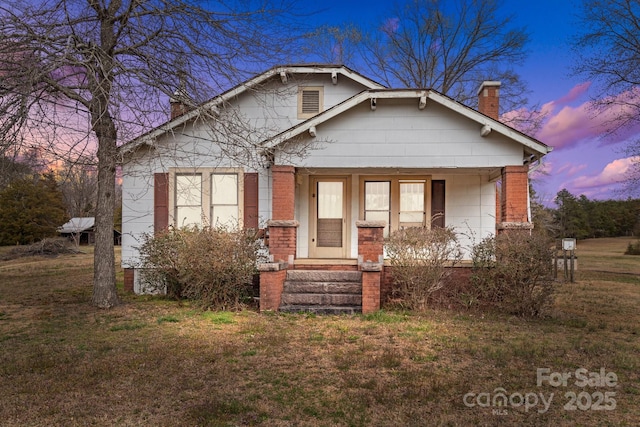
left=280, top=292, right=362, bottom=306
left=283, top=281, right=361, bottom=294
left=279, top=305, right=362, bottom=315
left=286, top=270, right=362, bottom=283
left=280, top=270, right=363, bottom=314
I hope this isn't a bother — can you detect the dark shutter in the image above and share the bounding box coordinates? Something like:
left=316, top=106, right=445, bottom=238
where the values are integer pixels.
left=243, top=173, right=259, bottom=229
left=154, top=173, right=169, bottom=232
left=431, top=180, right=445, bottom=228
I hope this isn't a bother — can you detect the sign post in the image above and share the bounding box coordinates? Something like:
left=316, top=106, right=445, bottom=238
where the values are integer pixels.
left=562, top=238, right=576, bottom=282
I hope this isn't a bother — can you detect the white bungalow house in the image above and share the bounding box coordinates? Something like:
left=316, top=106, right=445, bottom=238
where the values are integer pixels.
left=119, top=64, right=551, bottom=313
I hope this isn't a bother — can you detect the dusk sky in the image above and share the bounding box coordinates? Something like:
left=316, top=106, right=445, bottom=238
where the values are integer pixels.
left=309, top=0, right=640, bottom=206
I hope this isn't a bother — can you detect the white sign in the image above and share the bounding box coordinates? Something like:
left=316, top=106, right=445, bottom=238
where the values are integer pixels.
left=562, top=238, right=576, bottom=251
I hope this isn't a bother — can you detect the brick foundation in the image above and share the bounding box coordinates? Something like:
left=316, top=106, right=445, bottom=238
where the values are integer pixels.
left=382, top=265, right=474, bottom=307
left=124, top=268, right=134, bottom=293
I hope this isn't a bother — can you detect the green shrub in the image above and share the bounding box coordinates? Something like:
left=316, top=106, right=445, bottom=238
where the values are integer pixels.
left=470, top=232, right=556, bottom=317
left=385, top=226, right=462, bottom=311
left=624, top=240, right=640, bottom=255
left=138, top=226, right=265, bottom=310
left=0, top=175, right=68, bottom=245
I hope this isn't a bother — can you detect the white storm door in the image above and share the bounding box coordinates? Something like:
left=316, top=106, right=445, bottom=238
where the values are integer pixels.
left=310, top=178, right=348, bottom=258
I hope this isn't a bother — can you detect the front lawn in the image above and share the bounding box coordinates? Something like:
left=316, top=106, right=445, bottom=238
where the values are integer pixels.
left=0, top=240, right=638, bottom=426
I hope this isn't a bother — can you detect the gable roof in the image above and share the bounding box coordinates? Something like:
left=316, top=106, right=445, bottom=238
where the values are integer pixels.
left=263, top=88, right=552, bottom=159
left=119, top=64, right=385, bottom=157
left=58, top=217, right=95, bottom=234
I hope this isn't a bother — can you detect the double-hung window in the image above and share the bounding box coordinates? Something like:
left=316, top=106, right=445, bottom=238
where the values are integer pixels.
left=210, top=173, right=239, bottom=227
left=171, top=169, right=243, bottom=229
left=175, top=173, right=202, bottom=228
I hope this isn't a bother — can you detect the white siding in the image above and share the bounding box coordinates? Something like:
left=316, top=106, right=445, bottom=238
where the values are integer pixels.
left=231, top=74, right=371, bottom=136
left=121, top=73, right=370, bottom=268
left=442, top=174, right=496, bottom=258
left=121, top=131, right=263, bottom=267
left=276, top=99, right=523, bottom=168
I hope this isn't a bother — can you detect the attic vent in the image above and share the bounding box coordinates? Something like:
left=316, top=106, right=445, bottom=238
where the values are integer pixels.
left=298, top=86, right=323, bottom=119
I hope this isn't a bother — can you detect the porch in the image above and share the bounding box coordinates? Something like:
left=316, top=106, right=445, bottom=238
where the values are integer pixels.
left=259, top=164, right=532, bottom=314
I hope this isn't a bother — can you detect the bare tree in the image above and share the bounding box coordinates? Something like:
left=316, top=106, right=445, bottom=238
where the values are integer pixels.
left=56, top=155, right=99, bottom=218
left=0, top=0, right=302, bottom=308
left=301, top=24, right=363, bottom=65
left=572, top=0, right=640, bottom=195
left=358, top=0, right=530, bottom=113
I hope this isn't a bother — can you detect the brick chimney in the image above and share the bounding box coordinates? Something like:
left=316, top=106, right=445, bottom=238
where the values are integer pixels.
left=477, top=81, right=501, bottom=120
left=169, top=89, right=190, bottom=120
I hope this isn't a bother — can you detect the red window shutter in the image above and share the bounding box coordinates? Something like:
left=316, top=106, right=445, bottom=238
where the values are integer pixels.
left=431, top=180, right=445, bottom=228
left=243, top=173, right=259, bottom=229
left=154, top=173, right=169, bottom=232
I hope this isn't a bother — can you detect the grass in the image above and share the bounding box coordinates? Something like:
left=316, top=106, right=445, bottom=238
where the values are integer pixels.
left=0, top=240, right=638, bottom=425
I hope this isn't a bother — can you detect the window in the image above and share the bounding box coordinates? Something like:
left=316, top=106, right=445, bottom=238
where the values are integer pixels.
left=210, top=173, right=239, bottom=227
left=364, top=181, right=391, bottom=237
left=399, top=181, right=425, bottom=228
left=298, top=86, right=323, bottom=119
left=171, top=169, right=243, bottom=228
left=175, top=173, right=202, bottom=228
left=361, top=176, right=444, bottom=235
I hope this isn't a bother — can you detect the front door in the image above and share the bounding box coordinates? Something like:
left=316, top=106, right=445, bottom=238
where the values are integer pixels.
left=310, top=177, right=349, bottom=258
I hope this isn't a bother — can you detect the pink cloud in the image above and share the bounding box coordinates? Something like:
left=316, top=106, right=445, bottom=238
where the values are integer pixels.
left=504, top=84, right=640, bottom=151
left=553, top=82, right=591, bottom=106
left=570, top=156, right=639, bottom=189
left=555, top=162, right=587, bottom=177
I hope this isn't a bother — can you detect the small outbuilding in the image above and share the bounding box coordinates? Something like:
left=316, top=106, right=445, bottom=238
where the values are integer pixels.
left=58, top=217, right=121, bottom=245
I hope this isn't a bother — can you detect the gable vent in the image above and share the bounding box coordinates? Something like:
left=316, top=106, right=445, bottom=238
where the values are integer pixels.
left=298, top=86, right=323, bottom=119
left=301, top=90, right=320, bottom=114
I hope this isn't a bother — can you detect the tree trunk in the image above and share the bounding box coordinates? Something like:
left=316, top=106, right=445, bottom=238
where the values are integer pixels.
left=92, top=118, right=119, bottom=308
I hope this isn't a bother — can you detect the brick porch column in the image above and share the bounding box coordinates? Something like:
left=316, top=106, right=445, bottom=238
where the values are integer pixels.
left=267, top=219, right=299, bottom=264
left=497, top=165, right=533, bottom=233
left=259, top=262, right=287, bottom=312
left=271, top=165, right=295, bottom=220
left=357, top=220, right=385, bottom=313
left=361, top=262, right=383, bottom=314
left=260, top=165, right=296, bottom=312
left=356, top=220, right=385, bottom=264
left=268, top=165, right=298, bottom=263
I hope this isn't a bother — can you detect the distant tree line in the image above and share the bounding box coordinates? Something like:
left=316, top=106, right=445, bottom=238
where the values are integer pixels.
left=0, top=155, right=118, bottom=245
left=533, top=188, right=640, bottom=240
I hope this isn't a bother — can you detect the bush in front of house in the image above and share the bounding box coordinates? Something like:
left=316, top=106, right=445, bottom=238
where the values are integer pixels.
left=384, top=226, right=463, bottom=311
left=138, top=226, right=264, bottom=310
left=470, top=232, right=556, bottom=317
